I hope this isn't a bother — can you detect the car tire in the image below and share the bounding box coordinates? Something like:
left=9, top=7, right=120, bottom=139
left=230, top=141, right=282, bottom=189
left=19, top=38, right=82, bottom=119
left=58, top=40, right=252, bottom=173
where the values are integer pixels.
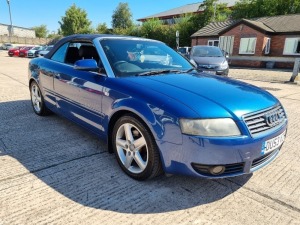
left=30, top=81, right=51, bottom=116
left=112, top=114, right=163, bottom=180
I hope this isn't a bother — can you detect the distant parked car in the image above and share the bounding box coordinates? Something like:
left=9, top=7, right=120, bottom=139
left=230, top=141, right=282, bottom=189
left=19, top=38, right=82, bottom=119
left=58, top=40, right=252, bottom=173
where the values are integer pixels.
left=37, top=45, right=53, bottom=57
left=189, top=45, right=229, bottom=76
left=27, top=46, right=43, bottom=58
left=177, top=46, right=191, bottom=58
left=19, top=46, right=33, bottom=57
left=34, top=46, right=47, bottom=57
left=1, top=43, right=13, bottom=50
left=8, top=46, right=24, bottom=57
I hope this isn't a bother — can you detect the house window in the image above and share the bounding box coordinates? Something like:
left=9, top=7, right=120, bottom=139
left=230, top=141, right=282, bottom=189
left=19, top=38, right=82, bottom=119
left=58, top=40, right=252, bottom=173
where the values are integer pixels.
left=219, top=36, right=234, bottom=55
left=283, top=38, right=300, bottom=55
left=265, top=38, right=271, bottom=54
left=208, top=40, right=219, bottom=46
left=239, top=37, right=257, bottom=54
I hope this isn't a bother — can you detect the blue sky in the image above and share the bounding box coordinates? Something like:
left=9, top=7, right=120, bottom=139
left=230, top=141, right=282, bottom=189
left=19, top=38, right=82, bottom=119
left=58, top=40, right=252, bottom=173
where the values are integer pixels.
left=0, top=0, right=197, bottom=33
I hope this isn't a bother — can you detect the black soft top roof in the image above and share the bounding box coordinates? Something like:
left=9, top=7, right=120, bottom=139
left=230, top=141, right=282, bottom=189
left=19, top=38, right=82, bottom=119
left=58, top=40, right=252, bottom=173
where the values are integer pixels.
left=44, top=34, right=134, bottom=59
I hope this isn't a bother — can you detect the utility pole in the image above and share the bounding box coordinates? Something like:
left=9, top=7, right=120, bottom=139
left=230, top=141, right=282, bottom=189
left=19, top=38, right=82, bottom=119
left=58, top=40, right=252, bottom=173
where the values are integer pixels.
left=176, top=30, right=179, bottom=49
left=7, top=0, right=13, bottom=42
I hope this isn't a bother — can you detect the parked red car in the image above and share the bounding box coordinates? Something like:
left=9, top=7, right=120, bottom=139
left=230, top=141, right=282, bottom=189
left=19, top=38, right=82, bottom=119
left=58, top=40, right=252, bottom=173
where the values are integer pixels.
left=8, top=46, right=24, bottom=57
left=19, top=46, right=33, bottom=57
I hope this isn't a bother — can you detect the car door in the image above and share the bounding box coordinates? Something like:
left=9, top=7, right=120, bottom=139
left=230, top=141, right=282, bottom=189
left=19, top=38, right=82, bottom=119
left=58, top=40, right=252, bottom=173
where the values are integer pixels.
left=49, top=41, right=106, bottom=135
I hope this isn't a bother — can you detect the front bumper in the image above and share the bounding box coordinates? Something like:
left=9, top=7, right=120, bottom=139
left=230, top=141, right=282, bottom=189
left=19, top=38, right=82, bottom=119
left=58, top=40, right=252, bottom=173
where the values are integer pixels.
left=158, top=121, right=287, bottom=178
left=200, top=67, right=229, bottom=76
left=27, top=52, right=35, bottom=58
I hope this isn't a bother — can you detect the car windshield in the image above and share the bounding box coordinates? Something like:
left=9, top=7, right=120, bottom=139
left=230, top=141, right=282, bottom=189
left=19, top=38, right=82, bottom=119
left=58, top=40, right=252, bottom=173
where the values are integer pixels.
left=32, top=46, right=41, bottom=50
left=100, top=39, right=193, bottom=77
left=45, top=46, right=53, bottom=51
left=191, top=46, right=223, bottom=57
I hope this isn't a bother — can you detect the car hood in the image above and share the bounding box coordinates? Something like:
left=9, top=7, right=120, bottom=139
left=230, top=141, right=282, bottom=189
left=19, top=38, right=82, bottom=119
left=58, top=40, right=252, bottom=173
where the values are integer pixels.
left=192, top=56, right=225, bottom=65
left=125, top=73, right=278, bottom=119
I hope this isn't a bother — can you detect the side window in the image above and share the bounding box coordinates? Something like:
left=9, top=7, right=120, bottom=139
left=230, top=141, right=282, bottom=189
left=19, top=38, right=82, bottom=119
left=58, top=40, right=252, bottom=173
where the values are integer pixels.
left=51, top=43, right=69, bottom=63
left=78, top=44, right=100, bottom=63
left=208, top=40, right=219, bottom=47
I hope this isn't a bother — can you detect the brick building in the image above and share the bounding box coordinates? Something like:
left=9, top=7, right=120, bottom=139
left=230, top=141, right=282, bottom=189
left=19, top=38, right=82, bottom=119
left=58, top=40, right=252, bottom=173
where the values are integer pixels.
left=137, top=0, right=236, bottom=25
left=191, top=14, right=300, bottom=68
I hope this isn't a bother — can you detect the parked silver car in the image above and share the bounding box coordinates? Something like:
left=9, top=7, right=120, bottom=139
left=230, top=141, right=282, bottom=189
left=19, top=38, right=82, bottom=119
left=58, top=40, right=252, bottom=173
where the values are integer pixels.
left=189, top=45, right=229, bottom=76
left=27, top=46, right=44, bottom=58
left=1, top=43, right=13, bottom=50
left=37, top=45, right=53, bottom=57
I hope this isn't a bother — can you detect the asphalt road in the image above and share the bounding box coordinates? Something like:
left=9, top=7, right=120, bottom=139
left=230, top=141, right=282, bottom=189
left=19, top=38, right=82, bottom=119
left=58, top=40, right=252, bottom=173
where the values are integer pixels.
left=0, top=51, right=299, bottom=225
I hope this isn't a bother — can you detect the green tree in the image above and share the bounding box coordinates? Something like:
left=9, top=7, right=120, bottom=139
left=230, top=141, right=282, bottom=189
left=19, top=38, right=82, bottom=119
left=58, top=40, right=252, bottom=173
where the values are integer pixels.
left=174, top=14, right=196, bottom=47
left=96, top=23, right=109, bottom=34
left=231, top=0, right=300, bottom=19
left=139, top=19, right=177, bottom=48
left=140, top=18, right=163, bottom=39
left=196, top=0, right=232, bottom=28
left=33, top=25, right=48, bottom=38
left=59, top=4, right=93, bottom=36
left=112, top=3, right=134, bottom=29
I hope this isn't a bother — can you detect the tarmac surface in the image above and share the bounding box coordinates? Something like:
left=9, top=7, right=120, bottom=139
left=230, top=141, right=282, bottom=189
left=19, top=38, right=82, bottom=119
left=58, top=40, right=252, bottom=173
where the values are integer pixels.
left=0, top=50, right=299, bottom=225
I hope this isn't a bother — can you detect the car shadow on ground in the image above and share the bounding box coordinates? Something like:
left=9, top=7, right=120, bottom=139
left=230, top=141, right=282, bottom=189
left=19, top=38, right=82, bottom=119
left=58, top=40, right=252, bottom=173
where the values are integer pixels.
left=0, top=100, right=252, bottom=214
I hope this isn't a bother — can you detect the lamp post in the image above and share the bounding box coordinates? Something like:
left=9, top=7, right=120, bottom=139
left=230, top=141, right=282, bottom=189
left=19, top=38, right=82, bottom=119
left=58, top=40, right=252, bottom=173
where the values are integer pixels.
left=7, top=0, right=13, bottom=42
left=176, top=30, right=179, bottom=49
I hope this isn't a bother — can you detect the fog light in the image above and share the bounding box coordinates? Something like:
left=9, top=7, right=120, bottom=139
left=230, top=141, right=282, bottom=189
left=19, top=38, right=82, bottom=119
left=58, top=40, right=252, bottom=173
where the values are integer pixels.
left=209, top=166, right=225, bottom=175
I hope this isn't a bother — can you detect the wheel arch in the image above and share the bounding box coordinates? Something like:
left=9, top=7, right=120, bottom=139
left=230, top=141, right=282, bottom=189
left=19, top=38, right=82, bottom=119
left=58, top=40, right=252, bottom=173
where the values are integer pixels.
left=106, top=97, right=182, bottom=157
left=29, top=78, right=38, bottom=90
left=107, top=108, right=157, bottom=154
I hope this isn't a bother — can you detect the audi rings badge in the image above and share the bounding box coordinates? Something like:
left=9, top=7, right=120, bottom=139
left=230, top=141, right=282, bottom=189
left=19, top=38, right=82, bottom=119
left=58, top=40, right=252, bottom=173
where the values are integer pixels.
left=265, top=110, right=284, bottom=127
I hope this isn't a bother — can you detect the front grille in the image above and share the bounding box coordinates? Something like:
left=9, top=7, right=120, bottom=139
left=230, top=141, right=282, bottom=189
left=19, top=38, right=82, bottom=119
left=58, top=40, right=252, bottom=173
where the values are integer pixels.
left=192, top=162, right=244, bottom=176
left=243, top=105, right=286, bottom=136
left=251, top=149, right=279, bottom=168
left=223, top=163, right=245, bottom=174
left=198, top=64, right=219, bottom=69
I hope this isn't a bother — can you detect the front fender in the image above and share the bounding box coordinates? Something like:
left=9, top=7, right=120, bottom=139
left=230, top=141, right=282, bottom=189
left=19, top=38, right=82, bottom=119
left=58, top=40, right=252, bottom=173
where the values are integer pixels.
left=108, top=98, right=183, bottom=145
left=28, top=60, right=40, bottom=84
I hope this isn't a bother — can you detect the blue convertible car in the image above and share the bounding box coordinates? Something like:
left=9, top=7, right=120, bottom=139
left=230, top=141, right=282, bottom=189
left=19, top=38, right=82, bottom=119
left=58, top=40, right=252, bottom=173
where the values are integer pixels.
left=28, top=34, right=288, bottom=180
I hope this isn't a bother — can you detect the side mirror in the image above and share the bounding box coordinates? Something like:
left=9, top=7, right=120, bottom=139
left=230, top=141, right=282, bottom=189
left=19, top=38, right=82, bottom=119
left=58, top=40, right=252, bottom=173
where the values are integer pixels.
left=74, top=59, right=99, bottom=72
left=222, top=50, right=229, bottom=59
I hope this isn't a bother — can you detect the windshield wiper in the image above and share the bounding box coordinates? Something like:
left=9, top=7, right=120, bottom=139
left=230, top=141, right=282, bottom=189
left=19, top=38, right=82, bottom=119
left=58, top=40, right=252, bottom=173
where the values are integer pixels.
left=137, top=69, right=183, bottom=76
left=183, top=68, right=197, bottom=73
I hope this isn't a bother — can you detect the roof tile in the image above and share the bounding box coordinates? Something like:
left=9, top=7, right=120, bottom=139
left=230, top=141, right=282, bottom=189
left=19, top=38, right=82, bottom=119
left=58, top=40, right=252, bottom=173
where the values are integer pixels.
left=192, top=14, right=300, bottom=37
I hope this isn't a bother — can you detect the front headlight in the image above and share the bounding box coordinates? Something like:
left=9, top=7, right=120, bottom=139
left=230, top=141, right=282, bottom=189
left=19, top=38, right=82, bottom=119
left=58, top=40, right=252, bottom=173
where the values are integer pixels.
left=179, top=118, right=241, bottom=137
left=220, top=60, right=228, bottom=70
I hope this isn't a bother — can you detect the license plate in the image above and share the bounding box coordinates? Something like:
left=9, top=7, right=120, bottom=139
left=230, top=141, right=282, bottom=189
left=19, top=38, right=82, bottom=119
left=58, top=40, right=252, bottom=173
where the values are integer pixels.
left=205, top=71, right=216, bottom=75
left=261, top=130, right=286, bottom=155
